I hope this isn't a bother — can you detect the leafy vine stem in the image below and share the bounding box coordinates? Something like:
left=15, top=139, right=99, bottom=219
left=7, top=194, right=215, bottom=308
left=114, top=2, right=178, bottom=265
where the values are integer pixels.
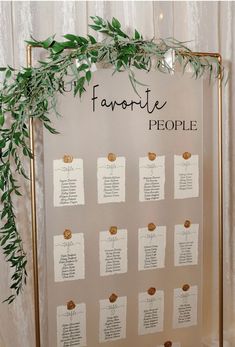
left=0, top=16, right=225, bottom=303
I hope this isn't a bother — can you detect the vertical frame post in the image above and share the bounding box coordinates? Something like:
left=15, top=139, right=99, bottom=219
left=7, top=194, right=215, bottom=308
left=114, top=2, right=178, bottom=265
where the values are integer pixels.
left=218, top=54, right=223, bottom=347
left=27, top=44, right=41, bottom=347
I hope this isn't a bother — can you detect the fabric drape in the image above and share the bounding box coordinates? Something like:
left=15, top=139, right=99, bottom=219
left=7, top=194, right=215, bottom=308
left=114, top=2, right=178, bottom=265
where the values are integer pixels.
left=0, top=1, right=234, bottom=346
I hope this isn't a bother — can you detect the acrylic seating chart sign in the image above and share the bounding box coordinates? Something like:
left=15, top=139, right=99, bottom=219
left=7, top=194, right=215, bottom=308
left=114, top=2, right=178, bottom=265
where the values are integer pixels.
left=42, top=69, right=218, bottom=347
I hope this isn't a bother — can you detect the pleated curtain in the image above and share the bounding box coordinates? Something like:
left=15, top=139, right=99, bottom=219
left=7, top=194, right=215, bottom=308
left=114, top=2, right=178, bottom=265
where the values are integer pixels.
left=0, top=1, right=234, bottom=346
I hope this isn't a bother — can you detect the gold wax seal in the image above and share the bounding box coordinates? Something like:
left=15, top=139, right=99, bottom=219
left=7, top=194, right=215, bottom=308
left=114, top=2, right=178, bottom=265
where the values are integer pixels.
left=64, top=229, right=72, bottom=240
left=184, top=220, right=191, bottom=228
left=63, top=154, right=73, bottom=163
left=148, top=287, right=156, bottom=296
left=148, top=223, right=156, bottom=231
left=108, top=153, right=116, bottom=162
left=164, top=341, right=173, bottom=347
left=67, top=300, right=76, bottom=310
left=148, top=152, right=157, bottom=161
left=109, top=293, right=118, bottom=303
left=109, top=226, right=118, bottom=235
left=183, top=152, right=191, bottom=160
left=182, top=284, right=190, bottom=292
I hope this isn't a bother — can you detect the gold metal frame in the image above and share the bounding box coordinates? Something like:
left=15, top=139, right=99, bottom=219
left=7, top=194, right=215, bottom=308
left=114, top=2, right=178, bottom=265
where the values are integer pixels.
left=27, top=46, right=223, bottom=347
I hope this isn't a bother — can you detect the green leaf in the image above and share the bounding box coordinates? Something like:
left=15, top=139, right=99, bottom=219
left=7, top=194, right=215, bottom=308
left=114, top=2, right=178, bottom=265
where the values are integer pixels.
left=90, top=16, right=104, bottom=26
left=51, top=42, right=64, bottom=54
left=134, top=29, right=140, bottom=40
left=0, top=235, right=9, bottom=247
left=88, top=35, right=97, bottom=44
left=5, top=69, right=12, bottom=79
left=7, top=66, right=15, bottom=72
left=15, top=190, right=22, bottom=196
left=116, top=60, right=123, bottom=71
left=0, top=110, right=4, bottom=127
left=0, top=139, right=6, bottom=148
left=89, top=24, right=102, bottom=32
left=77, top=63, right=89, bottom=72
left=89, top=50, right=98, bottom=57
left=112, top=17, right=121, bottom=29
left=0, top=67, right=7, bottom=72
left=86, top=70, right=92, bottom=83
left=107, top=21, right=115, bottom=32
left=43, top=123, right=59, bottom=134
left=75, top=36, right=89, bottom=45
left=74, top=76, right=85, bottom=96
left=116, top=28, right=129, bottom=39
left=63, top=34, right=78, bottom=41
left=3, top=294, right=15, bottom=304
left=0, top=179, right=4, bottom=191
left=42, top=35, right=55, bottom=49
left=1, top=191, right=8, bottom=203
left=61, top=41, right=77, bottom=49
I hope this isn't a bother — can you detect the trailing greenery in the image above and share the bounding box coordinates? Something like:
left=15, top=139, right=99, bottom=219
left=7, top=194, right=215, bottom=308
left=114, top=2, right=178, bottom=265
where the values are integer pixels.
left=0, top=16, right=225, bottom=303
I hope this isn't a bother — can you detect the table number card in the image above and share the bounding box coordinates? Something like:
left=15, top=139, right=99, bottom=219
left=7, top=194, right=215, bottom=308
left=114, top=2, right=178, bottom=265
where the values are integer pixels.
left=100, top=229, right=127, bottom=276
left=139, top=155, right=165, bottom=201
left=138, top=290, right=164, bottom=335
left=97, top=156, right=126, bottom=203
left=173, top=285, right=198, bottom=329
left=57, top=303, right=86, bottom=347
left=138, top=226, right=166, bottom=271
left=53, top=158, right=85, bottom=207
left=99, top=296, right=127, bottom=343
left=174, top=154, right=199, bottom=199
left=54, top=233, right=85, bottom=282
left=174, top=224, right=199, bottom=266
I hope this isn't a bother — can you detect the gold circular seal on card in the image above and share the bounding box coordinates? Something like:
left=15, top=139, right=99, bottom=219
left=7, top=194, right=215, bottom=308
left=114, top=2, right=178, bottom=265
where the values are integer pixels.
left=164, top=341, right=173, bottom=347
left=184, top=220, right=191, bottom=228
left=63, top=229, right=72, bottom=240
left=182, top=284, right=190, bottom=292
left=109, top=293, right=118, bottom=303
left=108, top=153, right=116, bottom=162
left=109, top=226, right=118, bottom=235
left=148, top=152, right=157, bottom=161
left=147, top=287, right=156, bottom=296
left=63, top=154, right=73, bottom=163
left=182, top=152, right=191, bottom=160
left=148, top=223, right=156, bottom=231
left=67, top=300, right=76, bottom=310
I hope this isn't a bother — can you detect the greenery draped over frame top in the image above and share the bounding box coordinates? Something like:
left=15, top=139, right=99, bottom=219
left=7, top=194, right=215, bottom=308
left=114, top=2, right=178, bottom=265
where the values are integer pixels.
left=0, top=16, right=224, bottom=303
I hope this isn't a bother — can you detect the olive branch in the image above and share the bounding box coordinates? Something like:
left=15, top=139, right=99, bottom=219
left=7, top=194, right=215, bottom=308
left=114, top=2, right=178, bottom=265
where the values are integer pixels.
left=0, top=16, right=225, bottom=303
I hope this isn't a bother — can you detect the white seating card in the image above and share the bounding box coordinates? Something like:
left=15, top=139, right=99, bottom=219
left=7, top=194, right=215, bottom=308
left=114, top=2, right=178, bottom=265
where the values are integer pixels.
left=54, top=233, right=85, bottom=282
left=99, top=296, right=127, bottom=343
left=138, top=226, right=166, bottom=271
left=53, top=158, right=85, bottom=206
left=99, top=229, right=127, bottom=276
left=173, top=285, right=198, bottom=328
left=138, top=290, right=164, bottom=335
left=174, top=155, right=199, bottom=199
left=57, top=303, right=86, bottom=347
left=174, top=224, right=199, bottom=266
left=97, top=157, right=125, bottom=203
left=139, top=156, right=165, bottom=201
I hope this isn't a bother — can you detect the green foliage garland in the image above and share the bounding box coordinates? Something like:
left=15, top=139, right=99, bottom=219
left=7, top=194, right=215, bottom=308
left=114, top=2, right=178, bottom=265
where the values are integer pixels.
left=0, top=16, right=224, bottom=303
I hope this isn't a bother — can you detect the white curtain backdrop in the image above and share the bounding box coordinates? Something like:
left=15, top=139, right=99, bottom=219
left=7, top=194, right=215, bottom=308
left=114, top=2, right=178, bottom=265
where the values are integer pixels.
left=0, top=1, right=234, bottom=347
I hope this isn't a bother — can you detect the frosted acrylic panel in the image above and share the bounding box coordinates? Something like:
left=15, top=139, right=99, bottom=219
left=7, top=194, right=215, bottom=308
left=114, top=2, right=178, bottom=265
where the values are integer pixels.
left=42, top=70, right=217, bottom=347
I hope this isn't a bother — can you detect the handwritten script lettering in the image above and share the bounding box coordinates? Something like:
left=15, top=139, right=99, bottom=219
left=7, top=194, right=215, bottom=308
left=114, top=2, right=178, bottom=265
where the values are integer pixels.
left=92, top=84, right=167, bottom=114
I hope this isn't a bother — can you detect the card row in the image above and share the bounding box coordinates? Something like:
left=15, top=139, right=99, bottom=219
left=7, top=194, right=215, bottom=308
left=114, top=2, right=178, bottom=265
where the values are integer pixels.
left=57, top=285, right=198, bottom=346
left=53, top=154, right=199, bottom=206
left=54, top=223, right=199, bottom=282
